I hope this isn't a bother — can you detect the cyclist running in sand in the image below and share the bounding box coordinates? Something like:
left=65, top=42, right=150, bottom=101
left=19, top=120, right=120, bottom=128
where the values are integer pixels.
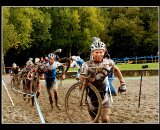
left=80, top=37, right=126, bottom=123
left=44, top=53, right=65, bottom=110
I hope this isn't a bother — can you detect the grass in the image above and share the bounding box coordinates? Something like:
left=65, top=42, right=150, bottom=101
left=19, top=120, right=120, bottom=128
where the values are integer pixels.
left=68, top=62, right=159, bottom=71
left=116, top=62, right=159, bottom=70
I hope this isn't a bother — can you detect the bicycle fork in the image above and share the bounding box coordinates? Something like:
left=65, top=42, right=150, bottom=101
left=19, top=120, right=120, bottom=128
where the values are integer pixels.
left=79, top=83, right=88, bottom=106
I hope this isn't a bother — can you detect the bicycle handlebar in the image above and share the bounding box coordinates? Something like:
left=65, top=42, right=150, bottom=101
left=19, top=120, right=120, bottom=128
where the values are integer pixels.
left=80, top=66, right=111, bottom=80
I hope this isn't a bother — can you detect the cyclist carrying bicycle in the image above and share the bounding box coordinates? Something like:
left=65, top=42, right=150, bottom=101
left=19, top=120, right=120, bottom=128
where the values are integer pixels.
left=44, top=53, right=65, bottom=110
left=10, top=63, right=20, bottom=86
left=80, top=37, right=126, bottom=123
left=10, top=63, right=19, bottom=75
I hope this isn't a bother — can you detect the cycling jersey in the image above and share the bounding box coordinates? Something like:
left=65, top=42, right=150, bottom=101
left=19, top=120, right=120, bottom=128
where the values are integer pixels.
left=70, top=57, right=84, bottom=69
left=11, top=67, right=19, bottom=75
left=80, top=58, right=115, bottom=108
left=76, top=58, right=84, bottom=68
left=81, top=58, right=115, bottom=82
left=45, top=61, right=62, bottom=79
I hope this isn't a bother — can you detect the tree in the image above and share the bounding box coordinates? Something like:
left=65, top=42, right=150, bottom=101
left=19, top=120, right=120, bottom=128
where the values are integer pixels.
left=78, top=7, right=106, bottom=56
left=2, top=7, right=20, bottom=73
left=3, top=7, right=20, bottom=56
left=110, top=13, right=144, bottom=57
left=139, top=7, right=158, bottom=56
left=9, top=7, right=33, bottom=49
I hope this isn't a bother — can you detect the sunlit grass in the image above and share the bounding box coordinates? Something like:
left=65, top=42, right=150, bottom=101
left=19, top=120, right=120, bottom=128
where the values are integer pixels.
left=116, top=63, right=159, bottom=70
left=68, top=62, right=159, bottom=71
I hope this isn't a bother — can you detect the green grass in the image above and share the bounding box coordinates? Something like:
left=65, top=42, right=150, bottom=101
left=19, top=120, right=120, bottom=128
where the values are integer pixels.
left=68, top=62, right=159, bottom=71
left=116, top=63, right=159, bottom=70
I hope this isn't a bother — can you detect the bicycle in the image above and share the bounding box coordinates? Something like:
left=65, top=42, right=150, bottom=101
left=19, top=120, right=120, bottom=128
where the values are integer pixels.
left=23, top=63, right=47, bottom=106
left=53, top=49, right=71, bottom=79
left=65, top=66, right=112, bottom=123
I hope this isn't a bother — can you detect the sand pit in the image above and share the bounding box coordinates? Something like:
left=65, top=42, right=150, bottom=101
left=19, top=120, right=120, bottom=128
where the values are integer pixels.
left=2, top=75, right=159, bottom=124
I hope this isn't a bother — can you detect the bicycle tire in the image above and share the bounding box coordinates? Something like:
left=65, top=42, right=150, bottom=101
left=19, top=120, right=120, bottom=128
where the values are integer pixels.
left=65, top=82, right=102, bottom=123
left=58, top=57, right=71, bottom=74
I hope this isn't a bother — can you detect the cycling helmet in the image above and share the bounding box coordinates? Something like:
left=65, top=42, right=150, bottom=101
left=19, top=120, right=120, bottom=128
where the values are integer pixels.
left=35, top=58, right=40, bottom=63
left=91, top=37, right=106, bottom=52
left=29, top=57, right=33, bottom=61
left=12, top=63, right=17, bottom=67
left=48, top=53, right=56, bottom=59
left=45, top=56, right=49, bottom=61
left=26, top=60, right=34, bottom=67
left=71, top=56, right=77, bottom=61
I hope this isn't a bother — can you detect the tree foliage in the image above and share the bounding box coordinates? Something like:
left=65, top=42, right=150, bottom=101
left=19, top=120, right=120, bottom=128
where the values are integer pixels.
left=2, top=7, right=158, bottom=67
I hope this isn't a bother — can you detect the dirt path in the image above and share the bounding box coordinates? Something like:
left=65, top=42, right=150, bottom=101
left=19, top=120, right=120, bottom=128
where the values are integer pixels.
left=2, top=75, right=159, bottom=124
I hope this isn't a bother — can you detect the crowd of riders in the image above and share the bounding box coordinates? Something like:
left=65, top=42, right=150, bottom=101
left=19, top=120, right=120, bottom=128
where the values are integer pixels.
left=9, top=37, right=126, bottom=123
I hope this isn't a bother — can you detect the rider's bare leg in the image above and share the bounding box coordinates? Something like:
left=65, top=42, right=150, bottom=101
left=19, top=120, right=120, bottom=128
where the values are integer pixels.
left=29, top=81, right=33, bottom=94
left=13, top=78, right=15, bottom=86
left=53, top=90, right=61, bottom=110
left=47, top=89, right=53, bottom=108
left=36, top=81, right=40, bottom=98
left=23, top=80, right=27, bottom=101
left=36, top=91, right=40, bottom=98
left=101, top=107, right=111, bottom=123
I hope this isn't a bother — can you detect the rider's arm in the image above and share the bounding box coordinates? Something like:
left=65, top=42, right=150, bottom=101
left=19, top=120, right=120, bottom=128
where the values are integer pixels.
left=113, top=65, right=125, bottom=85
left=79, top=62, right=89, bottom=82
left=10, top=67, right=13, bottom=73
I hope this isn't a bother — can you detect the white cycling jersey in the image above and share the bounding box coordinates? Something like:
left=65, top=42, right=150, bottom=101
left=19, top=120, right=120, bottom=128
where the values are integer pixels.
left=81, top=58, right=115, bottom=76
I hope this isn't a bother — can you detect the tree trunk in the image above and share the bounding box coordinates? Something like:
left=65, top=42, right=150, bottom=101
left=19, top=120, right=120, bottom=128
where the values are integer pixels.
left=2, top=53, right=6, bottom=75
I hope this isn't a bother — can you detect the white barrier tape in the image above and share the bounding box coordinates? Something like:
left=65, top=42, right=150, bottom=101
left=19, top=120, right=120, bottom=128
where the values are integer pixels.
left=114, top=77, right=141, bottom=80
left=33, top=93, right=45, bottom=124
left=11, top=87, right=34, bottom=97
left=2, top=80, right=15, bottom=107
left=3, top=81, right=35, bottom=97
left=3, top=80, right=45, bottom=123
left=108, top=84, right=113, bottom=102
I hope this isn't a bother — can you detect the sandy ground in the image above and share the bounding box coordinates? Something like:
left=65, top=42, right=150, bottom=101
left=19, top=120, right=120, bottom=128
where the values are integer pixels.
left=2, top=74, right=159, bottom=124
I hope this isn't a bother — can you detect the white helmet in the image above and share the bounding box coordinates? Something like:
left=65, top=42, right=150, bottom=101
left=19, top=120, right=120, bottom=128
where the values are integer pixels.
left=48, top=53, right=56, bottom=59
left=35, top=58, right=40, bottom=63
left=29, top=57, right=33, bottom=61
left=71, top=56, right=77, bottom=60
left=91, top=37, right=106, bottom=52
left=12, top=63, right=17, bottom=67
left=26, top=60, right=34, bottom=67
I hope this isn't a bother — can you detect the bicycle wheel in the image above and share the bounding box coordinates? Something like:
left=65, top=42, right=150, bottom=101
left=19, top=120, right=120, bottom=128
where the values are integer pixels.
left=58, top=57, right=71, bottom=74
left=65, top=82, right=102, bottom=123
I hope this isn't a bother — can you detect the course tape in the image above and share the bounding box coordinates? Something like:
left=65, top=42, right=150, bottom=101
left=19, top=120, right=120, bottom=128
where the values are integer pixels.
left=33, top=93, right=45, bottom=124
left=2, top=80, right=45, bottom=124
left=11, top=87, right=34, bottom=97
left=2, top=80, right=15, bottom=107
